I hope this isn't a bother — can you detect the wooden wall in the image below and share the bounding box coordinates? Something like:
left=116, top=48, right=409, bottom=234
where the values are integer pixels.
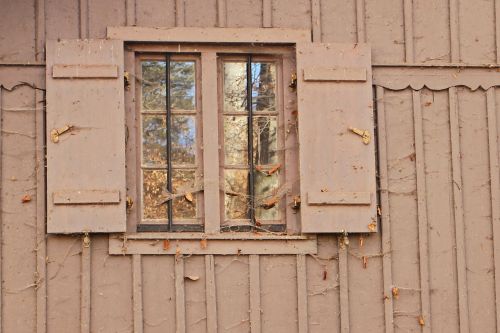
left=0, top=0, right=499, bottom=332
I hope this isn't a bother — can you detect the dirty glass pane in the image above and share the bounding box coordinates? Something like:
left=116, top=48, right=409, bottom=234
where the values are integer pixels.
left=251, top=62, right=276, bottom=112
left=223, top=62, right=247, bottom=112
left=253, top=116, right=278, bottom=165
left=170, top=61, right=196, bottom=110
left=171, top=115, right=196, bottom=165
left=142, top=61, right=166, bottom=111
left=254, top=172, right=279, bottom=220
left=224, top=116, right=248, bottom=165
left=172, top=169, right=197, bottom=220
left=143, top=170, right=168, bottom=219
left=224, top=169, right=249, bottom=219
left=142, top=115, right=167, bottom=166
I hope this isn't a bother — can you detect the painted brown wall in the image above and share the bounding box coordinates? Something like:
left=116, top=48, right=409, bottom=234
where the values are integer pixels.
left=0, top=0, right=499, bottom=332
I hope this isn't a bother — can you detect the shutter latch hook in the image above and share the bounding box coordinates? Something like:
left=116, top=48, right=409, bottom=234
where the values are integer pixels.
left=83, top=232, right=91, bottom=248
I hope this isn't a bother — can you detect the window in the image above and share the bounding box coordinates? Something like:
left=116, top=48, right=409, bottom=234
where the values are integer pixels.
left=129, top=45, right=299, bottom=233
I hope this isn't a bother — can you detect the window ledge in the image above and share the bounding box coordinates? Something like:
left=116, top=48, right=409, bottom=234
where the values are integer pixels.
left=109, top=233, right=317, bottom=255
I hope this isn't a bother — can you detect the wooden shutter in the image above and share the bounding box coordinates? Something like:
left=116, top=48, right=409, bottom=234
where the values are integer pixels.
left=296, top=43, right=377, bottom=233
left=46, top=39, right=126, bottom=233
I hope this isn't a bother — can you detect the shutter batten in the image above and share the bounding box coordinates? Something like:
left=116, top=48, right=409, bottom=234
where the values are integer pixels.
left=46, top=39, right=126, bottom=233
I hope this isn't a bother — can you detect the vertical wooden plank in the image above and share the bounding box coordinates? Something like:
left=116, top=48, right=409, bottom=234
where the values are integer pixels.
left=355, top=0, right=366, bottom=42
left=35, top=0, right=45, bottom=62
left=35, top=89, right=46, bottom=333
left=80, top=240, right=91, bottom=333
left=175, top=257, right=186, bottom=333
left=217, top=0, right=227, bottom=27
left=296, top=255, right=308, bottom=333
left=413, top=90, right=431, bottom=332
left=79, top=0, right=89, bottom=38
left=496, top=0, right=500, bottom=63
left=403, top=0, right=414, bottom=63
left=263, top=0, right=272, bottom=27
left=205, top=255, right=217, bottom=333
left=249, top=255, right=261, bottom=333
left=311, top=0, right=321, bottom=42
left=132, top=255, right=143, bottom=333
left=376, top=86, right=394, bottom=333
left=201, top=52, right=221, bottom=234
left=126, top=0, right=136, bottom=26
left=486, top=88, right=500, bottom=331
left=338, top=240, right=349, bottom=333
left=176, top=0, right=185, bottom=27
left=449, top=0, right=460, bottom=62
left=449, top=87, right=470, bottom=333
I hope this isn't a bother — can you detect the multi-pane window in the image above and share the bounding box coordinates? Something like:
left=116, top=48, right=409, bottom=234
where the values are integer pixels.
left=139, top=55, right=203, bottom=231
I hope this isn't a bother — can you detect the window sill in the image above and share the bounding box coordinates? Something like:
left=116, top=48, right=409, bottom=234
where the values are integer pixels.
left=109, top=232, right=317, bottom=255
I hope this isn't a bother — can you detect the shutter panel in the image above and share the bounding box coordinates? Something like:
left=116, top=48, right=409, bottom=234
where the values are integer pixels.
left=46, top=39, right=126, bottom=233
left=296, top=43, right=377, bottom=233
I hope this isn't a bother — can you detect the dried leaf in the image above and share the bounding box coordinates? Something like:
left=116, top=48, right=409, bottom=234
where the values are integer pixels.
left=320, top=188, right=329, bottom=193
left=368, top=220, right=377, bottom=232
left=359, top=236, right=364, bottom=248
left=418, top=315, right=425, bottom=326
left=362, top=256, right=368, bottom=269
left=185, top=275, right=199, bottom=281
left=175, top=246, right=182, bottom=261
left=163, top=240, right=170, bottom=250
left=255, top=220, right=262, bottom=227
left=424, top=101, right=432, bottom=107
left=255, top=165, right=264, bottom=172
left=392, top=287, right=399, bottom=299
left=200, top=239, right=207, bottom=249
left=377, top=206, right=382, bottom=216
left=322, top=270, right=327, bottom=280
left=261, top=197, right=278, bottom=209
left=21, top=194, right=32, bottom=203
left=185, top=192, right=194, bottom=203
left=267, top=163, right=282, bottom=176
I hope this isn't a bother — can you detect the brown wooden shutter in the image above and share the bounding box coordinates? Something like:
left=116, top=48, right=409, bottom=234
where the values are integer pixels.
left=296, top=43, right=377, bottom=233
left=46, top=39, right=126, bottom=233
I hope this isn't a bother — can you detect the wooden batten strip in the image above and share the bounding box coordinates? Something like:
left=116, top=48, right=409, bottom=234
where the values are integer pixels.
left=311, top=0, right=321, bottom=42
left=403, top=0, right=414, bottom=63
left=486, top=88, right=500, bottom=330
left=126, top=0, right=136, bottom=26
left=52, top=64, right=119, bottom=79
left=205, top=255, right=218, bottom=333
left=303, top=67, right=366, bottom=82
left=53, top=189, right=120, bottom=205
left=263, top=0, right=272, bottom=27
left=201, top=53, right=221, bottom=234
left=307, top=191, right=371, bottom=205
left=80, top=241, right=91, bottom=333
left=355, top=0, right=366, bottom=43
left=175, top=0, right=185, bottom=27
left=449, top=0, right=460, bottom=62
left=217, top=0, right=227, bottom=27
left=338, top=241, right=350, bottom=333
left=296, top=255, right=308, bottom=333
left=175, top=257, right=186, bottom=333
left=496, top=0, right=500, bottom=63
left=375, top=86, right=395, bottom=333
left=132, top=255, right=143, bottom=333
left=35, top=0, right=45, bottom=62
left=249, top=255, right=261, bottom=333
left=35, top=89, right=47, bottom=333
left=79, top=0, right=89, bottom=39
left=449, top=87, right=470, bottom=333
left=413, top=90, right=431, bottom=333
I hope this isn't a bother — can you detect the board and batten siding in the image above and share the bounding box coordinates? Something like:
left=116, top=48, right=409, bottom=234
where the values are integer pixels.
left=0, top=0, right=500, bottom=332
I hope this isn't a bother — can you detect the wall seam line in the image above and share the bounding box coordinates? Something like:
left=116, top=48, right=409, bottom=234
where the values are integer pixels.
left=0, top=88, right=3, bottom=333
left=376, top=86, right=395, bottom=333
left=355, top=0, right=366, bottom=43
left=263, top=0, right=272, bottom=28
left=449, top=87, right=470, bottom=333
left=132, top=254, right=143, bottom=333
left=249, top=255, right=261, bottom=333
left=311, top=0, right=321, bottom=43
left=35, top=0, right=45, bottom=62
left=339, top=240, right=349, bottom=333
left=80, top=240, right=91, bottom=333
left=486, top=88, right=500, bottom=332
left=175, top=256, right=186, bottom=333
left=175, top=0, right=185, bottom=27
left=297, top=254, right=308, bottom=333
left=449, top=0, right=460, bottom=62
left=403, top=0, right=414, bottom=63
left=79, top=0, right=89, bottom=39
left=495, top=0, right=500, bottom=63
left=126, top=0, right=136, bottom=26
left=217, top=0, right=227, bottom=27
left=205, top=255, right=217, bottom=333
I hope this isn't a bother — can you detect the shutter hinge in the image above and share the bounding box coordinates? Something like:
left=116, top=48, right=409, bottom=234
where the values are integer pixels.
left=339, top=230, right=349, bottom=248
left=349, top=127, right=371, bottom=145
left=126, top=196, right=134, bottom=211
left=50, top=124, right=74, bottom=143
left=289, top=73, right=297, bottom=89
left=292, top=195, right=301, bottom=209
left=124, top=71, right=130, bottom=90
left=82, top=232, right=91, bottom=248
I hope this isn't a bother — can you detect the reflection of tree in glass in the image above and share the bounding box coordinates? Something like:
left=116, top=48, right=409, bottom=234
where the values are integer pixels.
left=143, top=170, right=168, bottom=219
left=170, top=61, right=196, bottom=110
left=223, top=62, right=247, bottom=112
left=143, top=116, right=167, bottom=165
left=142, top=61, right=166, bottom=110
left=171, top=116, right=196, bottom=165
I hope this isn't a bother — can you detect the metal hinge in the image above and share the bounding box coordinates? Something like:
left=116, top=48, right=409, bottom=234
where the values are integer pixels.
left=349, top=127, right=371, bottom=145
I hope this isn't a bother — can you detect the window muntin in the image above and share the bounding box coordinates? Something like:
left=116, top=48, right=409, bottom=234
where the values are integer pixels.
left=220, top=56, right=285, bottom=231
left=139, top=55, right=203, bottom=231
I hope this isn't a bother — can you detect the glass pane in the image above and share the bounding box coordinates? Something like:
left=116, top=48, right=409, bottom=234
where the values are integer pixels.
left=171, top=115, right=196, bottom=165
left=143, top=170, right=168, bottom=219
left=253, top=116, right=278, bottom=165
left=170, top=61, right=196, bottom=110
left=251, top=62, right=277, bottom=112
left=142, top=115, right=167, bottom=166
left=224, top=169, right=249, bottom=219
left=224, top=116, right=248, bottom=165
left=172, top=169, right=197, bottom=220
left=223, top=62, right=247, bottom=112
left=142, top=61, right=166, bottom=111
left=254, top=172, right=279, bottom=220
